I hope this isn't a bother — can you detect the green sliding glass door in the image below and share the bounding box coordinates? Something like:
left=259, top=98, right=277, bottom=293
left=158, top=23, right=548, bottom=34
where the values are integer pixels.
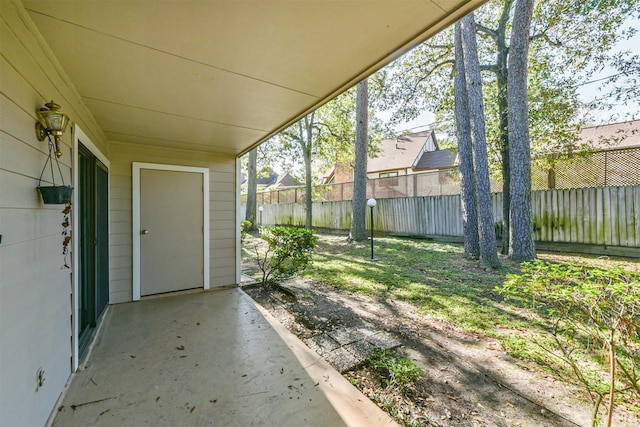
left=78, top=144, right=109, bottom=358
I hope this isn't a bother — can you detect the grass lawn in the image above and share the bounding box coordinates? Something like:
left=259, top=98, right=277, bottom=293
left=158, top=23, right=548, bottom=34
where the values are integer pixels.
left=301, top=234, right=618, bottom=331
left=304, top=235, right=526, bottom=334
left=245, top=232, right=640, bottom=340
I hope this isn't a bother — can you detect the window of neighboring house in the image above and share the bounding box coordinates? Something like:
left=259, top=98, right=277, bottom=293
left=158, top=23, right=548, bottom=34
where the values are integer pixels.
left=379, top=171, right=399, bottom=187
left=379, top=171, right=399, bottom=178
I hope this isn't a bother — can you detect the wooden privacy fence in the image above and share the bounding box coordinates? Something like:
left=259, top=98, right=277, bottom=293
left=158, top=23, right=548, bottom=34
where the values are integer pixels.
left=257, top=185, right=640, bottom=249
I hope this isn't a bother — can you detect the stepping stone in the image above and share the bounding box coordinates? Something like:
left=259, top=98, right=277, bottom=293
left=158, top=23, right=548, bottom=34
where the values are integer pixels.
left=240, top=274, right=257, bottom=286
left=327, top=326, right=362, bottom=345
left=343, top=340, right=375, bottom=362
left=366, top=331, right=402, bottom=349
left=303, top=333, right=341, bottom=356
left=305, top=326, right=403, bottom=373
left=324, top=346, right=362, bottom=373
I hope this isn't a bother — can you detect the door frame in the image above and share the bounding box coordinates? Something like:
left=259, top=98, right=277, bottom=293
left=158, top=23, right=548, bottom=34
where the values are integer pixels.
left=72, top=125, right=110, bottom=371
left=132, top=163, right=210, bottom=301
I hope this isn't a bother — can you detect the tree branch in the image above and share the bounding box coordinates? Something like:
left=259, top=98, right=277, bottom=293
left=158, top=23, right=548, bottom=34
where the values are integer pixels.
left=497, top=0, right=514, bottom=41
left=481, top=64, right=499, bottom=73
left=423, top=43, right=454, bottom=50
left=476, top=24, right=497, bottom=41
left=296, top=120, right=307, bottom=152
left=529, top=31, right=563, bottom=48
left=313, top=122, right=343, bottom=141
left=405, top=59, right=455, bottom=102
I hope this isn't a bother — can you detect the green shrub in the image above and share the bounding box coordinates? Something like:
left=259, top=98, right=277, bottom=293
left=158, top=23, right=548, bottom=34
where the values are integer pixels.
left=241, top=220, right=253, bottom=232
left=255, top=226, right=318, bottom=285
left=499, top=260, right=640, bottom=427
left=240, top=220, right=253, bottom=242
left=368, top=348, right=424, bottom=394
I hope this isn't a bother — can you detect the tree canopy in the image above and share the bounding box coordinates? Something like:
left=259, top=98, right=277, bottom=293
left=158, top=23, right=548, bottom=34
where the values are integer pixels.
left=380, top=0, right=640, bottom=169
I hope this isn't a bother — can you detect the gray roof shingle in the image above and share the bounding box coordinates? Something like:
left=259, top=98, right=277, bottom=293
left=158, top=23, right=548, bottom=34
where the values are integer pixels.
left=414, top=149, right=456, bottom=170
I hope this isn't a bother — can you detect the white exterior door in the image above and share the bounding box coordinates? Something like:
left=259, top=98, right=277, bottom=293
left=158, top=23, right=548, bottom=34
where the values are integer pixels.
left=133, top=164, right=209, bottom=299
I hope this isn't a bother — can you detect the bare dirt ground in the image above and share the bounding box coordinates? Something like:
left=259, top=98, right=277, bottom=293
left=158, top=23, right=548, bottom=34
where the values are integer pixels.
left=243, top=273, right=639, bottom=427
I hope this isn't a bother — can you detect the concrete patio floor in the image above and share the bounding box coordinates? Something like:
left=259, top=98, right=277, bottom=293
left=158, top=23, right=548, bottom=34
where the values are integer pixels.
left=51, top=288, right=397, bottom=426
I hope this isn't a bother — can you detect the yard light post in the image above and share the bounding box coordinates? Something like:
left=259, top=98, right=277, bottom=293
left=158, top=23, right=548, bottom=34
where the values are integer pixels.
left=367, top=198, right=377, bottom=260
left=258, top=205, right=264, bottom=227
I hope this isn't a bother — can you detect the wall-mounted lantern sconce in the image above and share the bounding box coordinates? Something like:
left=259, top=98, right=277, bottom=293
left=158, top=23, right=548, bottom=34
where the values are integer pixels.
left=35, top=100, right=70, bottom=158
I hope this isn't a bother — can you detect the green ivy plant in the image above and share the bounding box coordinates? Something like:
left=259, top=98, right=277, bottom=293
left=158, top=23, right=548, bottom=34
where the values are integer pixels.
left=61, top=201, right=72, bottom=269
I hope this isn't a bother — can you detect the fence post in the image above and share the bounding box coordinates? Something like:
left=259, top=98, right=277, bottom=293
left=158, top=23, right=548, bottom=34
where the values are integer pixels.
left=413, top=174, right=418, bottom=198
left=404, top=174, right=408, bottom=197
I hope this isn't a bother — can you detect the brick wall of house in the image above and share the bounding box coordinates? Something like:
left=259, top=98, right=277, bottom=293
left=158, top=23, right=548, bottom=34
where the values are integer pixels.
left=334, top=162, right=354, bottom=184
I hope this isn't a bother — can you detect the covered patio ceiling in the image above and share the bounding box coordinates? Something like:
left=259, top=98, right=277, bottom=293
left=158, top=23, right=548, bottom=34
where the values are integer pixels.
left=24, top=0, right=486, bottom=156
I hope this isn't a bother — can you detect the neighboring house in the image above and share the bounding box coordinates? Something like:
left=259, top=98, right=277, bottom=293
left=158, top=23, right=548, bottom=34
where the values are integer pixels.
left=579, top=119, right=640, bottom=150
left=324, top=130, right=456, bottom=184
left=239, top=171, right=277, bottom=194
left=535, top=120, right=640, bottom=189
left=271, top=172, right=303, bottom=190
left=257, top=171, right=279, bottom=190
left=253, top=172, right=303, bottom=205
left=0, top=1, right=488, bottom=425
left=369, top=130, right=456, bottom=179
left=240, top=171, right=301, bottom=195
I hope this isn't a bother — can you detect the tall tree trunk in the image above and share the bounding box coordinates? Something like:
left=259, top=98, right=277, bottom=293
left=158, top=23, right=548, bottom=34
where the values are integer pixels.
left=302, top=116, right=314, bottom=229
left=454, top=23, right=480, bottom=259
left=349, top=79, right=369, bottom=241
left=496, top=41, right=510, bottom=254
left=508, top=0, right=536, bottom=262
left=246, top=148, right=257, bottom=228
left=461, top=14, right=501, bottom=269
left=492, top=0, right=514, bottom=255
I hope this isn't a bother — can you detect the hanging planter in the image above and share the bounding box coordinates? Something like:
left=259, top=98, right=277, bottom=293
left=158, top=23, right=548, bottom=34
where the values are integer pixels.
left=37, top=135, right=73, bottom=204
left=38, top=185, right=73, bottom=204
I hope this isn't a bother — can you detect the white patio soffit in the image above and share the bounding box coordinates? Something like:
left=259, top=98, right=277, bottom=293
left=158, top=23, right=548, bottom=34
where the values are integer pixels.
left=23, top=0, right=486, bottom=156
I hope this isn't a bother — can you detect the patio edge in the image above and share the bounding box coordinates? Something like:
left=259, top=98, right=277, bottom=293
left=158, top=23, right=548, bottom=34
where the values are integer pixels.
left=247, top=293, right=400, bottom=427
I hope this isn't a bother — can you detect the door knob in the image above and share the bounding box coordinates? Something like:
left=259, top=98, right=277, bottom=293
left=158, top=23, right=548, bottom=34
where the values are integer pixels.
left=141, top=229, right=149, bottom=235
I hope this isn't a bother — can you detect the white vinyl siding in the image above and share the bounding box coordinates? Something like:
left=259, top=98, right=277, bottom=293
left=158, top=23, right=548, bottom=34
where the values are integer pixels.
left=0, top=2, right=108, bottom=426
